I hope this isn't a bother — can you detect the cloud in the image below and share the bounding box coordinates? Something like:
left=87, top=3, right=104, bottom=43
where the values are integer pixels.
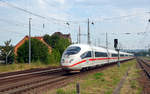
left=0, top=0, right=150, bottom=48
left=37, top=0, right=73, bottom=21
left=38, top=0, right=47, bottom=9
left=74, top=0, right=150, bottom=8
left=0, top=1, right=8, bottom=7
left=111, top=7, right=149, bottom=24
left=55, top=0, right=65, bottom=4
left=74, top=0, right=110, bottom=6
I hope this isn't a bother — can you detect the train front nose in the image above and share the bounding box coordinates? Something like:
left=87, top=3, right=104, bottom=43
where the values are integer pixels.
left=60, top=45, right=81, bottom=71
left=61, top=57, right=69, bottom=65
left=61, top=58, right=71, bottom=70
left=61, top=56, right=76, bottom=70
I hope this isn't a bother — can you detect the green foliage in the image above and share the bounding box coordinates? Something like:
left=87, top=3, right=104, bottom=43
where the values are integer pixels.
left=43, top=34, right=71, bottom=62
left=43, top=34, right=60, bottom=48
left=55, top=37, right=71, bottom=55
left=130, top=80, right=137, bottom=89
left=56, top=89, right=66, bottom=94
left=0, top=40, right=14, bottom=64
left=56, top=88, right=76, bottom=94
left=17, top=38, right=50, bottom=64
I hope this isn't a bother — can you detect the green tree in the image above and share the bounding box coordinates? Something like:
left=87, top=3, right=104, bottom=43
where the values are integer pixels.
left=55, top=37, right=71, bottom=55
left=43, top=34, right=60, bottom=48
left=17, top=38, right=50, bottom=64
left=43, top=34, right=71, bottom=62
left=0, top=40, right=14, bottom=64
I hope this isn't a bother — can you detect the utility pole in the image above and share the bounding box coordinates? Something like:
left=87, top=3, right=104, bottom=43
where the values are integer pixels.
left=106, top=32, right=108, bottom=49
left=106, top=32, right=109, bottom=63
left=98, top=38, right=100, bottom=47
left=76, top=83, right=80, bottom=94
left=77, top=33, right=78, bottom=44
left=117, top=49, right=120, bottom=67
left=87, top=18, right=90, bottom=45
left=79, top=25, right=81, bottom=44
left=114, top=39, right=120, bottom=67
left=29, top=18, right=32, bottom=64
left=95, top=39, right=96, bottom=46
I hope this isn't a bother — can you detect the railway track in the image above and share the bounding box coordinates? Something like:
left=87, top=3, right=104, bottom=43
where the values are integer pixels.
left=0, top=66, right=61, bottom=78
left=136, top=58, right=150, bottom=79
left=0, top=68, right=63, bottom=85
left=136, top=58, right=150, bottom=94
left=0, top=68, right=63, bottom=94
left=0, top=59, right=133, bottom=94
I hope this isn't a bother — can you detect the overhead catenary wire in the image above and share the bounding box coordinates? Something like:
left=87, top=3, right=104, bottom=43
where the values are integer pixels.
left=2, top=0, right=148, bottom=25
left=93, top=12, right=150, bottom=22
left=0, top=0, right=69, bottom=27
left=1, top=0, right=149, bottom=26
left=0, top=29, right=26, bottom=35
left=0, top=18, right=46, bottom=33
left=138, top=21, right=150, bottom=48
left=0, top=0, right=64, bottom=22
left=0, top=0, right=150, bottom=49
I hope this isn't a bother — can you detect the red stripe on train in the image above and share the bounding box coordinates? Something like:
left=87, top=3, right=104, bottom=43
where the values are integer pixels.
left=62, top=57, right=130, bottom=68
left=63, top=60, right=86, bottom=67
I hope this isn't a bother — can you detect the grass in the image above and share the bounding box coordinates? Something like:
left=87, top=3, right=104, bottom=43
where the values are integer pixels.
left=120, top=60, right=142, bottom=94
left=45, top=60, right=142, bottom=94
left=0, top=61, right=60, bottom=73
left=142, top=56, right=150, bottom=60
left=93, top=73, right=104, bottom=80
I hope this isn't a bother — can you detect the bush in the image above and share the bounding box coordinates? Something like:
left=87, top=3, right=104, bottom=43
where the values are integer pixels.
left=17, top=38, right=50, bottom=64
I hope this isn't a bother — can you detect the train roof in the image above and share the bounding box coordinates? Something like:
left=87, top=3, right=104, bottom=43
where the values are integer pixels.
left=69, top=44, right=133, bottom=55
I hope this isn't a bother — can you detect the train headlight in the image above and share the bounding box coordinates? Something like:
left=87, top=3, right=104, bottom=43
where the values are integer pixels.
left=61, top=59, right=64, bottom=63
left=69, top=59, right=74, bottom=63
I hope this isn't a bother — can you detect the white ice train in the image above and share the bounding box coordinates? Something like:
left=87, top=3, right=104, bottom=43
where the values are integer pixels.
left=61, top=44, right=134, bottom=72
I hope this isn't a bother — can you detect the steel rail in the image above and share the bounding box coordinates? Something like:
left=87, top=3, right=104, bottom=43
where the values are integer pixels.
left=0, top=68, right=62, bottom=80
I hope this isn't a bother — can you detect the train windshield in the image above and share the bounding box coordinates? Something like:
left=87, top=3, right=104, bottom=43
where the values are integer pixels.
left=64, top=46, right=81, bottom=55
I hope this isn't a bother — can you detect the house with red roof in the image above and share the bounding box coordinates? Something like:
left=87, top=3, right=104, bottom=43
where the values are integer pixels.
left=14, top=36, right=52, bottom=56
left=14, top=32, right=71, bottom=56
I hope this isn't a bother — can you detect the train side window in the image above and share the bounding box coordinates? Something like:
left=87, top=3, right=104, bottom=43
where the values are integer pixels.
left=120, top=54, right=124, bottom=57
left=80, top=51, right=92, bottom=59
left=95, top=52, right=108, bottom=57
left=112, top=54, right=118, bottom=57
left=64, top=46, right=81, bottom=55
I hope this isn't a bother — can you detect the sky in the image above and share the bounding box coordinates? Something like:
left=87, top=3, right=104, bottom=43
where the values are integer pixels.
left=0, top=0, right=150, bottom=50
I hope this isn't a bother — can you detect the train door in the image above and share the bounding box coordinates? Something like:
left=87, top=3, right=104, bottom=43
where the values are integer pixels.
left=105, top=48, right=110, bottom=64
left=106, top=49, right=110, bottom=64
left=91, top=49, right=95, bottom=66
left=94, top=51, right=100, bottom=65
